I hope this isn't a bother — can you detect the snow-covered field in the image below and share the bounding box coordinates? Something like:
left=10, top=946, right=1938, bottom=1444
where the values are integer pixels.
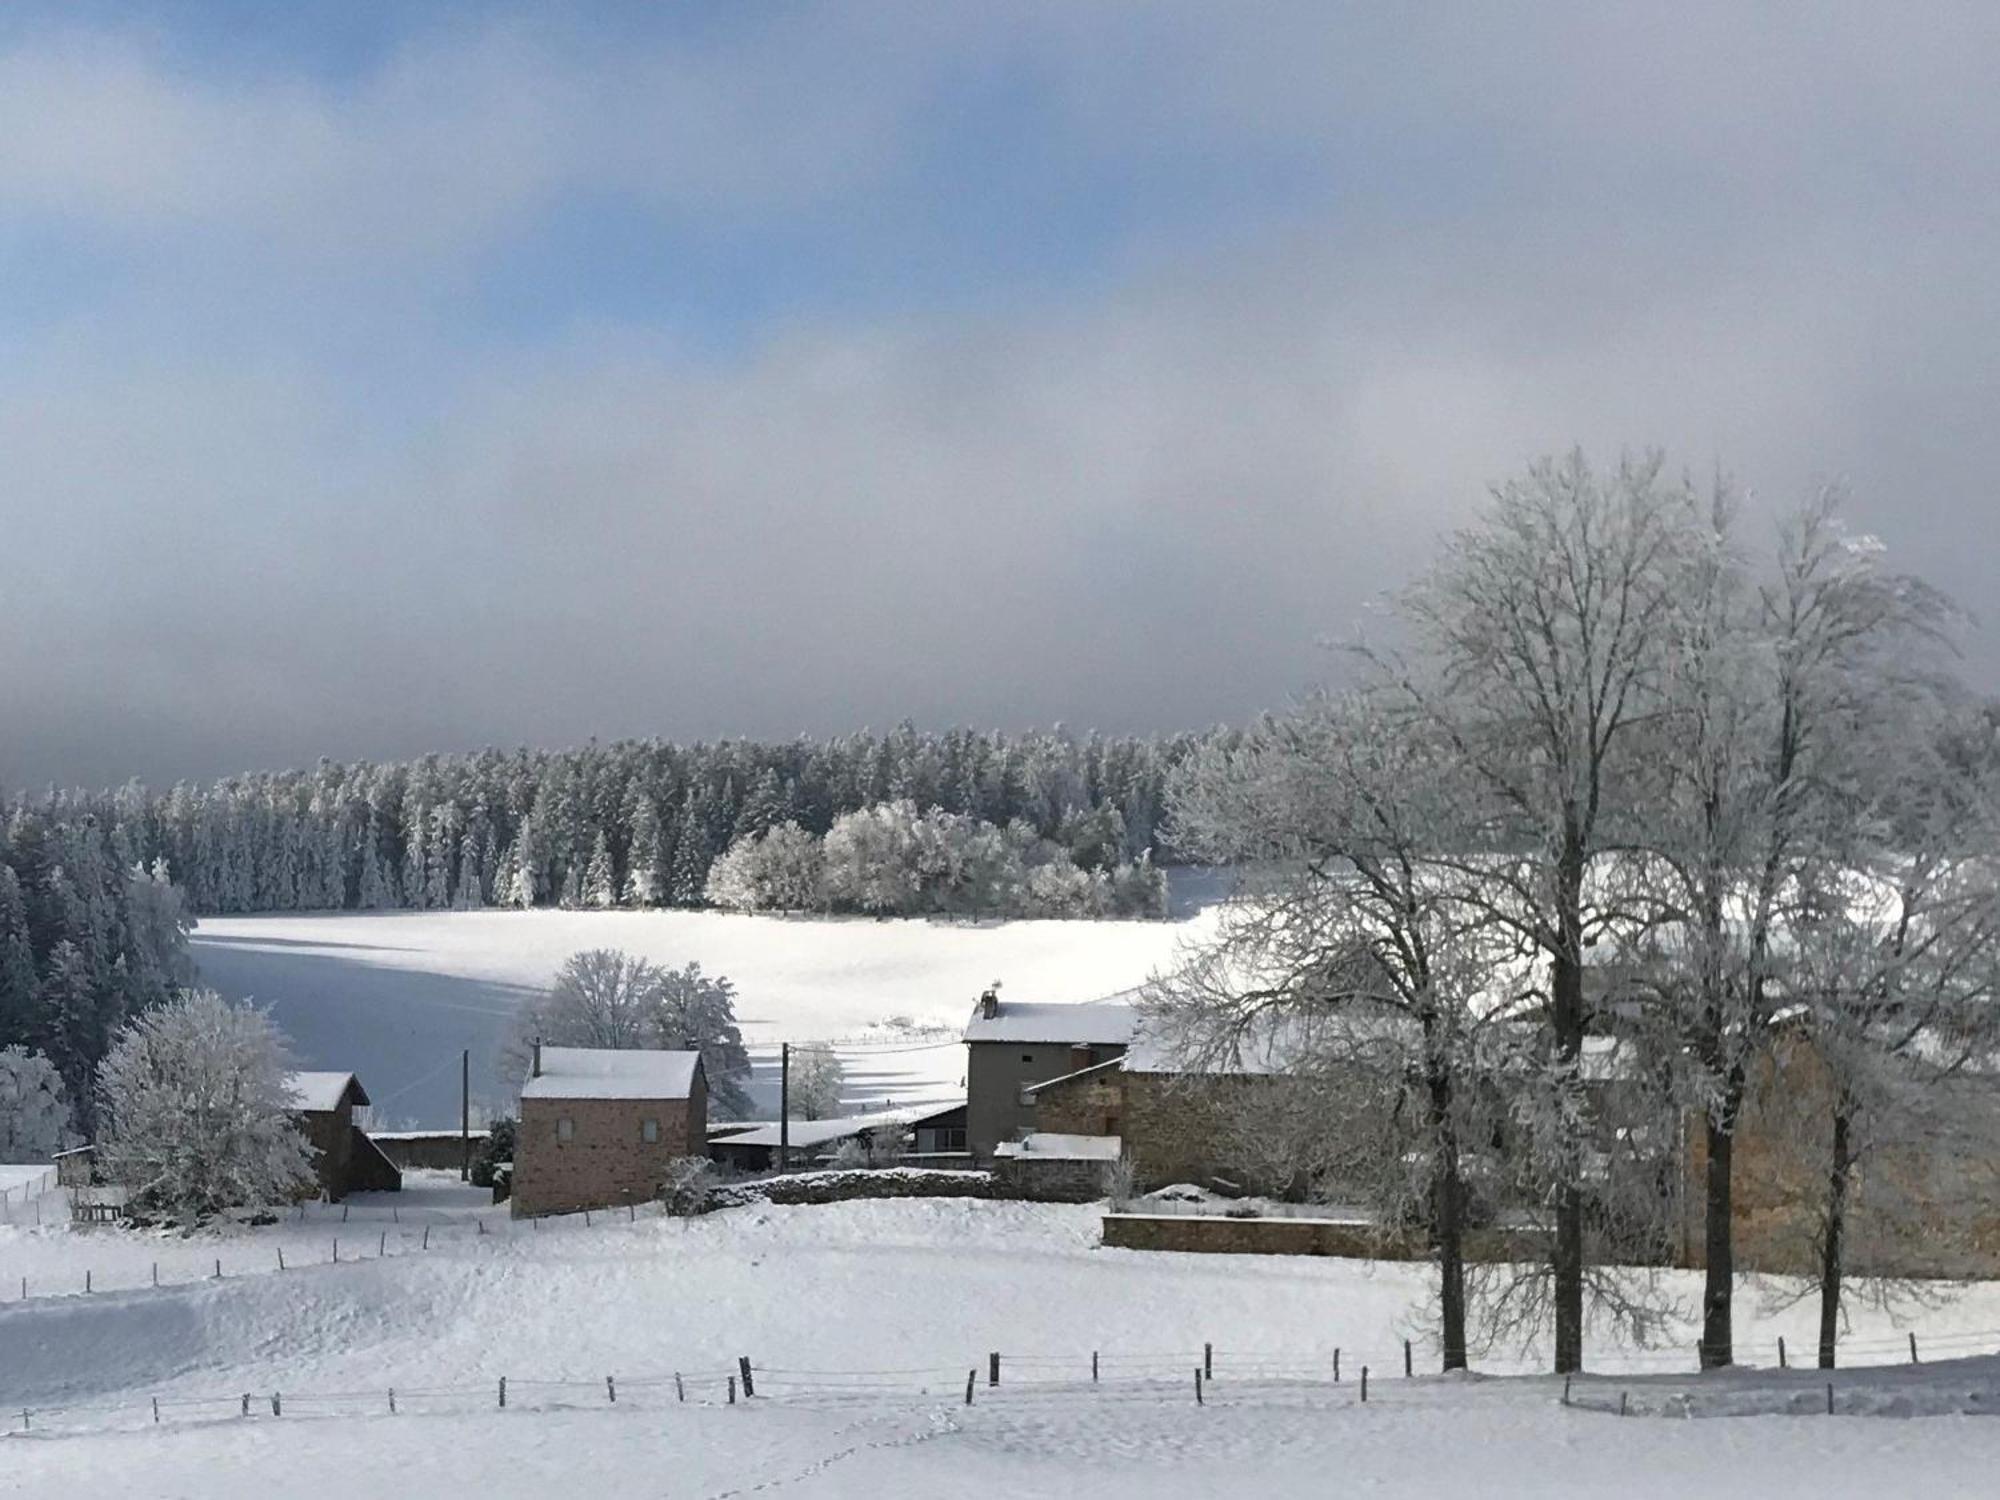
left=191, top=907, right=1215, bottom=1125
left=6, top=1191, right=2000, bottom=1497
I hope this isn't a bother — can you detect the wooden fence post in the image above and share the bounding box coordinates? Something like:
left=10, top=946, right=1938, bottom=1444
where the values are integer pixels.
left=739, top=1357, right=755, bottom=1398
left=152, top=1397, right=159, bottom=1423
left=378, top=1231, right=386, bottom=1257
left=1360, top=1366, right=1368, bottom=1402
left=342, top=1203, right=349, bottom=1222
left=272, top=1393, right=282, bottom=1417
left=1194, top=1367, right=1204, bottom=1405
left=240, top=1394, right=249, bottom=1417
left=498, top=1377, right=507, bottom=1409
left=423, top=1225, right=430, bottom=1250
left=989, top=1352, right=1000, bottom=1387
left=675, top=1372, right=685, bottom=1402
left=1204, top=1342, right=1213, bottom=1380
left=1404, top=1339, right=1412, bottom=1377
left=1092, top=1351, right=1099, bottom=1383
left=85, top=1269, right=91, bottom=1293
left=964, top=1369, right=975, bottom=1405
left=277, top=1248, right=285, bottom=1270
left=1334, top=1348, right=1341, bottom=1383
left=607, top=1376, right=616, bottom=1404
left=1827, top=1382, right=1835, bottom=1415
left=151, top=1262, right=158, bottom=1287
left=389, top=1389, right=397, bottom=1414
left=1910, top=1333, right=1920, bottom=1364
left=1563, top=1376, right=1572, bottom=1406
left=213, top=1258, right=221, bottom=1279
left=1779, top=1337, right=1787, bottom=1369
left=728, top=1376, right=736, bottom=1405
left=333, top=1239, right=339, bottom=1263
left=1619, top=1392, right=1628, bottom=1417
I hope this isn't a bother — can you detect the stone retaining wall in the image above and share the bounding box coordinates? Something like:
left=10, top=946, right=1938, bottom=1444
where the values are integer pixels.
left=1102, top=1213, right=1543, bottom=1261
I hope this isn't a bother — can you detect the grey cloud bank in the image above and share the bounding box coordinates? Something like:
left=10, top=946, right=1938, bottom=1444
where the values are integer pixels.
left=1, top=5, right=1996, bottom=788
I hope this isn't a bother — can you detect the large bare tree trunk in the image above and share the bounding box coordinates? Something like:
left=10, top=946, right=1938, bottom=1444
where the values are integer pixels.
left=1700, top=1092, right=1738, bottom=1368
left=1817, top=1107, right=1852, bottom=1370
left=1552, top=842, right=1586, bottom=1375
left=1426, top=1054, right=1468, bottom=1372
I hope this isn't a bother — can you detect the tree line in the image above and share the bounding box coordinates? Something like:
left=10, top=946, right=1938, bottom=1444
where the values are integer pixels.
left=0, top=804, right=195, bottom=1127
left=1156, top=451, right=2000, bottom=1376
left=16, top=726, right=1199, bottom=919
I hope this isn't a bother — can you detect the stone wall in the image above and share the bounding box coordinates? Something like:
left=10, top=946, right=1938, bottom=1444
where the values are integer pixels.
left=993, top=1153, right=1113, bottom=1203
left=712, top=1168, right=999, bottom=1209
left=1102, top=1213, right=1543, bottom=1262
left=512, top=1075, right=708, bottom=1218
left=1682, top=1036, right=2000, bottom=1279
left=1028, top=1066, right=1303, bottom=1192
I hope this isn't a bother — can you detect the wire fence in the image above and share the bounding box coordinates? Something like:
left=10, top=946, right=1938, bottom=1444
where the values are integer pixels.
left=0, top=1170, right=59, bottom=1225
left=2, top=1191, right=694, bottom=1303
left=8, top=1322, right=2000, bottom=1439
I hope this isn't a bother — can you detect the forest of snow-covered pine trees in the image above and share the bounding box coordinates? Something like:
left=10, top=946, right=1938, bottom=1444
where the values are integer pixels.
left=7, top=726, right=1197, bottom=920
left=0, top=807, right=195, bottom=1122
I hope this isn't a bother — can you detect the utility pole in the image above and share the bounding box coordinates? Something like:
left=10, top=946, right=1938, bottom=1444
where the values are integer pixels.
left=779, top=1042, right=790, bottom=1174
left=460, top=1049, right=470, bottom=1182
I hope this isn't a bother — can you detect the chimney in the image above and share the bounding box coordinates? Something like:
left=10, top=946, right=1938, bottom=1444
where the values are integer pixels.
left=979, top=983, right=1000, bottom=1021
left=532, top=1036, right=542, bottom=1078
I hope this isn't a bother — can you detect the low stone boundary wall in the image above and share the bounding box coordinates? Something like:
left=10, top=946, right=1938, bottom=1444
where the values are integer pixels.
left=712, top=1167, right=1000, bottom=1209
left=1102, top=1213, right=1543, bottom=1261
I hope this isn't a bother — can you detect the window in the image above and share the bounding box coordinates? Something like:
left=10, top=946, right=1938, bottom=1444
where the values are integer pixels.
left=1021, top=1053, right=1034, bottom=1063
left=556, top=1117, right=574, bottom=1142
left=641, top=1118, right=661, bottom=1144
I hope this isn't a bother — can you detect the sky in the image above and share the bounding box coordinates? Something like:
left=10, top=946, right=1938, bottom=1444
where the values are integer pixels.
left=3, top=3, right=1998, bottom=789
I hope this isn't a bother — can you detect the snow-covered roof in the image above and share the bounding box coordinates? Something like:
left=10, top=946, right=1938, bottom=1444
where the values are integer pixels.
left=286, top=1071, right=367, bottom=1113
left=521, top=1047, right=701, bottom=1101
left=962, top=991, right=1138, bottom=1046
left=713, top=1105, right=934, bottom=1151
left=994, top=1132, right=1123, bottom=1161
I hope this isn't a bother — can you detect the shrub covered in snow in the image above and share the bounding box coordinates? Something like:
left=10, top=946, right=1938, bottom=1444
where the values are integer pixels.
left=658, top=1155, right=715, bottom=1216
left=0, top=1046, right=71, bottom=1162
left=94, top=989, right=314, bottom=1223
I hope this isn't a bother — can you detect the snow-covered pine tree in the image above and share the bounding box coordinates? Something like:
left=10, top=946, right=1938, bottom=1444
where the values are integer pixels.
left=583, top=830, right=617, bottom=909
left=622, top=794, right=665, bottom=907
left=0, top=1046, right=71, bottom=1162
left=0, top=867, right=37, bottom=1046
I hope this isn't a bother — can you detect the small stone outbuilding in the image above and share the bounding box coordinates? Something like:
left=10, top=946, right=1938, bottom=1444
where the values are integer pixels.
left=287, top=1071, right=402, bottom=1202
left=512, top=1046, right=707, bottom=1218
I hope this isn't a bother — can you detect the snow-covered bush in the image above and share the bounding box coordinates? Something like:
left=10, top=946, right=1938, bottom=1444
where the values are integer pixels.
left=0, top=1047, right=71, bottom=1162
left=95, top=989, right=314, bottom=1223
left=705, top=822, right=825, bottom=912
left=658, top=1155, right=715, bottom=1216
left=470, top=1116, right=516, bottom=1188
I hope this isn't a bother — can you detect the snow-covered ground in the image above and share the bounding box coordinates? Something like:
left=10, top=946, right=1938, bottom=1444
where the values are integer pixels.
left=6, top=1191, right=2000, bottom=1496
left=190, top=906, right=1215, bottom=1124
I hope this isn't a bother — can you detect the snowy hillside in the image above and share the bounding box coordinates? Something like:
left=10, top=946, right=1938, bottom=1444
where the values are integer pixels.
left=191, top=908, right=1215, bottom=1125
left=7, top=1189, right=2000, bottom=1497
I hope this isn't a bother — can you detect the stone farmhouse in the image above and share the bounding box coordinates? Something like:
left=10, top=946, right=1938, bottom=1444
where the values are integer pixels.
left=962, top=986, right=1137, bottom=1161
left=512, top=1045, right=707, bottom=1218
left=286, top=1071, right=402, bottom=1202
